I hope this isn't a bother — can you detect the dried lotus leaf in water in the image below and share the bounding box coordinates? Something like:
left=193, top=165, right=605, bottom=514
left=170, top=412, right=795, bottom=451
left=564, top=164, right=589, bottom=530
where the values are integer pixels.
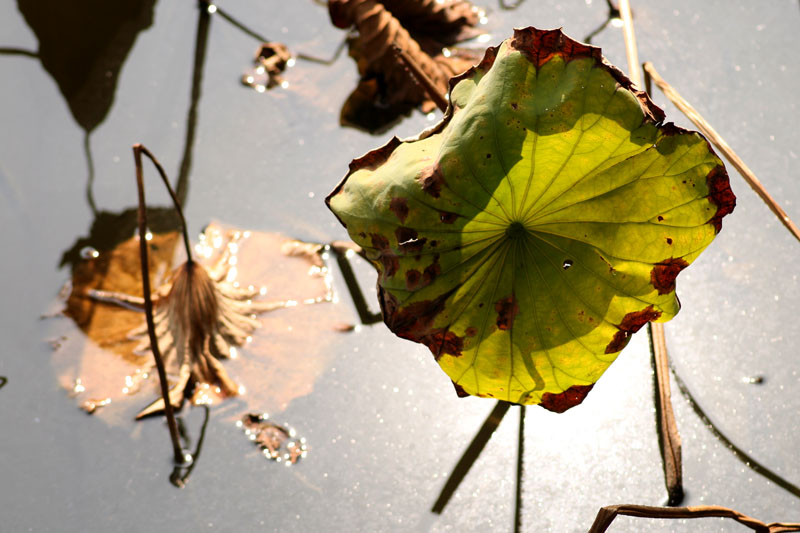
left=53, top=222, right=348, bottom=423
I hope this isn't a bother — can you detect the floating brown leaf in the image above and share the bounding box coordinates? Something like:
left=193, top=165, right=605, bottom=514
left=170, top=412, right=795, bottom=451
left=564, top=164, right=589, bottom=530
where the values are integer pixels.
left=330, top=0, right=481, bottom=132
left=332, top=0, right=481, bottom=43
left=53, top=222, right=347, bottom=423
left=241, top=42, right=292, bottom=92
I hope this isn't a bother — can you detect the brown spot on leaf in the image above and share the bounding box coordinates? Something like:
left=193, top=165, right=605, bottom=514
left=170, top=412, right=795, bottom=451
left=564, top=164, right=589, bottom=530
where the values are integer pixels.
left=495, top=295, right=519, bottom=331
left=423, top=329, right=464, bottom=360
left=370, top=233, right=399, bottom=278
left=452, top=381, right=469, bottom=398
left=706, top=165, right=736, bottom=232
left=651, top=257, right=689, bottom=295
left=511, top=27, right=597, bottom=68
left=465, top=327, right=477, bottom=337
left=539, top=384, right=594, bottom=413
left=417, top=163, right=445, bottom=198
left=405, top=269, right=422, bottom=290
left=439, top=210, right=459, bottom=224
left=657, top=215, right=664, bottom=221
left=389, top=197, right=409, bottom=223
left=380, top=289, right=456, bottom=351
left=422, top=261, right=441, bottom=285
left=395, top=227, right=426, bottom=254
left=666, top=237, right=673, bottom=245
left=605, top=305, right=662, bottom=354
left=511, top=102, right=518, bottom=110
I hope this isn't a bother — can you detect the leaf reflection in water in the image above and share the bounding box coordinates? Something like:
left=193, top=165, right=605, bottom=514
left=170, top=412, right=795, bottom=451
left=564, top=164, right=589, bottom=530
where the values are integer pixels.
left=52, top=222, right=348, bottom=424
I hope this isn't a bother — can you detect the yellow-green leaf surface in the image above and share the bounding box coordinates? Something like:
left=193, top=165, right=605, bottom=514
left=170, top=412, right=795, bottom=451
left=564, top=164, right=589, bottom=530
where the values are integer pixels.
left=326, top=28, right=735, bottom=411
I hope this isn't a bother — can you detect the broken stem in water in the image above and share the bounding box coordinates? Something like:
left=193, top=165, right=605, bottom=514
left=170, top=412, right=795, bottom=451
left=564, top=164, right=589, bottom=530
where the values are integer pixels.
left=642, top=61, right=800, bottom=244
left=133, top=143, right=188, bottom=468
left=588, top=503, right=800, bottom=533
left=648, top=322, right=683, bottom=505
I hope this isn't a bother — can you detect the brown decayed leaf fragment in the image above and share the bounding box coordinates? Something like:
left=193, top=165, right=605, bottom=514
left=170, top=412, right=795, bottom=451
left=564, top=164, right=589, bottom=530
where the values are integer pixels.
left=53, top=223, right=346, bottom=423
left=330, top=0, right=482, bottom=131
left=241, top=42, right=292, bottom=91
left=331, top=0, right=480, bottom=42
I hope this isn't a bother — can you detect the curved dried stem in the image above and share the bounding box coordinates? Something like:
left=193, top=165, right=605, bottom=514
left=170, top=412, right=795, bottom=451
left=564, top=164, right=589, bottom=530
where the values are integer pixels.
left=133, top=144, right=185, bottom=468
left=588, top=504, right=800, bottom=533
left=134, top=144, right=194, bottom=266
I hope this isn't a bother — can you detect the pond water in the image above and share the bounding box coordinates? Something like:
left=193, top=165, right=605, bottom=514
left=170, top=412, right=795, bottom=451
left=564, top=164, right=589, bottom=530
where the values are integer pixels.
left=1, top=1, right=798, bottom=531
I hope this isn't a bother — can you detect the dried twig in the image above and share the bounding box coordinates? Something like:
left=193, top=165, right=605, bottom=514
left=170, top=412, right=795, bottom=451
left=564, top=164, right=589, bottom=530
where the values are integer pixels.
left=643, top=61, right=800, bottom=244
left=648, top=322, right=683, bottom=504
left=588, top=504, right=800, bottom=533
left=133, top=144, right=188, bottom=468
left=618, top=0, right=640, bottom=86
left=514, top=406, right=525, bottom=533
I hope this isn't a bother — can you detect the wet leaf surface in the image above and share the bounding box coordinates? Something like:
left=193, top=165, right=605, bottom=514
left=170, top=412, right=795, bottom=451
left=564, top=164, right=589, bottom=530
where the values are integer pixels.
left=327, top=27, right=734, bottom=409
left=53, top=222, right=347, bottom=423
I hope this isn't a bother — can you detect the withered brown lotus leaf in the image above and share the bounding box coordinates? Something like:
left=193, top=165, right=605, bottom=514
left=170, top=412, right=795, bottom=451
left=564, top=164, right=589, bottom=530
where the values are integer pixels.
left=53, top=223, right=347, bottom=422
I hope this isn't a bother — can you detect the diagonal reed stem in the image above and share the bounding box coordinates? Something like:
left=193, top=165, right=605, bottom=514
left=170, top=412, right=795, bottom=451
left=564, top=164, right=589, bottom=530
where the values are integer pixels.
left=133, top=144, right=187, bottom=468
left=642, top=61, right=800, bottom=244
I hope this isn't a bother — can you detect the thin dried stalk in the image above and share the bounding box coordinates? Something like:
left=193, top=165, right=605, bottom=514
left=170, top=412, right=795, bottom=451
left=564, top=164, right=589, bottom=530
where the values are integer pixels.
left=617, top=2, right=684, bottom=504
left=133, top=144, right=184, bottom=466
left=643, top=61, right=800, bottom=244
left=618, top=0, right=640, bottom=87
left=648, top=322, right=683, bottom=504
left=588, top=504, right=800, bottom=533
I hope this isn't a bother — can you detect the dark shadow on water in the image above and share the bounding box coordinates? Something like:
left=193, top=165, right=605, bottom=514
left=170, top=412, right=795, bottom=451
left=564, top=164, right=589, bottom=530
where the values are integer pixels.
left=431, top=401, right=511, bottom=514
left=175, top=1, right=211, bottom=203
left=331, top=246, right=383, bottom=325
left=17, top=0, right=157, bottom=133
left=431, top=401, right=526, bottom=532
left=170, top=405, right=211, bottom=488
left=672, top=366, right=800, bottom=500
left=583, top=0, right=622, bottom=44
left=0, top=47, right=38, bottom=58
left=60, top=1, right=211, bottom=272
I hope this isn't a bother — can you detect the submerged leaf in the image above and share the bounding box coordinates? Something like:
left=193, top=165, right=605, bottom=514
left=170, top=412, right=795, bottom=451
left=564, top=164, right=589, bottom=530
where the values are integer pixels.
left=327, top=28, right=735, bottom=410
left=54, top=223, right=346, bottom=422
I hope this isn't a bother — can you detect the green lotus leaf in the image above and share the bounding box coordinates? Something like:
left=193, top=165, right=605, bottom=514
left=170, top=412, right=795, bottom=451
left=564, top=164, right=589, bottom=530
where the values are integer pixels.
left=326, top=28, right=735, bottom=411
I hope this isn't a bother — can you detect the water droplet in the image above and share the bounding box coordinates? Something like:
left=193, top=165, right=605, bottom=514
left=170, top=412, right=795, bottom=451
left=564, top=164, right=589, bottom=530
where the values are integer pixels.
left=80, top=246, right=99, bottom=260
left=562, top=259, right=573, bottom=270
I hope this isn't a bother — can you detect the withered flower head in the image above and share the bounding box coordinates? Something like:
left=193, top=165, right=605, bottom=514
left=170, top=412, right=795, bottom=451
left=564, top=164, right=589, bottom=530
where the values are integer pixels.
left=130, top=245, right=285, bottom=419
